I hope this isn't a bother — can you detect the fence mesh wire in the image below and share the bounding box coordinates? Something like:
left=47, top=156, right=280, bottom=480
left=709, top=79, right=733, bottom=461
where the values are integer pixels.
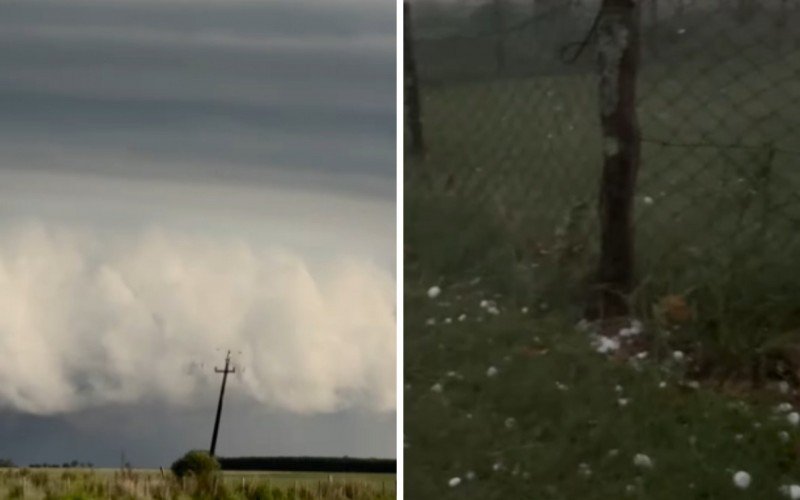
left=406, top=0, right=800, bottom=327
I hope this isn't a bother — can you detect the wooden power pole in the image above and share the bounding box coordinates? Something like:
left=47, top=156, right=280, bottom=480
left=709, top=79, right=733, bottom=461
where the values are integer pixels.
left=209, top=350, right=235, bottom=457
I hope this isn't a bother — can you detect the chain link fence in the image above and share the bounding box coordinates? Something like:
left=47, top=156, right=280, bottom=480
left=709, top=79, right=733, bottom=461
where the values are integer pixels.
left=406, top=0, right=800, bottom=331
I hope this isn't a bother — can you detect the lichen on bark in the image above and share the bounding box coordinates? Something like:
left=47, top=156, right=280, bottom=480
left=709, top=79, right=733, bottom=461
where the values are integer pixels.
left=597, top=12, right=629, bottom=117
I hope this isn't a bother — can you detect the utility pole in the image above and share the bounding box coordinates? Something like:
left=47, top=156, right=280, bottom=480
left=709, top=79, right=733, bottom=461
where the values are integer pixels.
left=209, top=350, right=235, bottom=457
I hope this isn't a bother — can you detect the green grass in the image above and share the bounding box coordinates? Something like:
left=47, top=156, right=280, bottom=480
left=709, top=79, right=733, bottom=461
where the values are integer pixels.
left=405, top=283, right=800, bottom=499
left=0, top=468, right=395, bottom=499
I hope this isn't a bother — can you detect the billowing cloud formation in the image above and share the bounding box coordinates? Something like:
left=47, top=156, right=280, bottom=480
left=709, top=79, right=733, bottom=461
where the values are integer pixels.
left=0, top=222, right=395, bottom=415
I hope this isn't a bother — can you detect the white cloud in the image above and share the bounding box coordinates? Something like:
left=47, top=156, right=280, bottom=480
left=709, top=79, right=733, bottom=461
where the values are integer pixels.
left=0, top=221, right=395, bottom=415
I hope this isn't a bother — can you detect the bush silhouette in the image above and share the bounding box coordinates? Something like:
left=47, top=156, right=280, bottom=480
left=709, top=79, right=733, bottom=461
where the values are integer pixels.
left=170, top=450, right=220, bottom=479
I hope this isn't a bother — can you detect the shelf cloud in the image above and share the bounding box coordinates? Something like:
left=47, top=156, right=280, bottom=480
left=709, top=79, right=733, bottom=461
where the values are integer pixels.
left=0, top=221, right=395, bottom=415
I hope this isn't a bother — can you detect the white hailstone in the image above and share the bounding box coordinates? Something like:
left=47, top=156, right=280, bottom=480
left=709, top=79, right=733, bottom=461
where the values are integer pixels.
left=504, top=417, right=516, bottom=429
left=466, top=471, right=476, bottom=481
left=677, top=27, right=687, bottom=35
left=578, top=463, right=592, bottom=478
left=775, top=402, right=794, bottom=413
left=643, top=196, right=654, bottom=205
left=619, top=327, right=634, bottom=337
left=780, top=484, right=800, bottom=499
left=636, top=351, right=649, bottom=360
left=458, top=314, right=467, bottom=322
left=673, top=350, right=685, bottom=361
left=779, top=431, right=790, bottom=443
left=425, top=318, right=436, bottom=326
left=686, top=381, right=700, bottom=390
left=753, top=422, right=763, bottom=429
left=448, top=477, right=461, bottom=487
left=615, top=385, right=624, bottom=393
left=733, top=471, right=751, bottom=489
left=444, top=317, right=452, bottom=324
left=779, top=381, right=791, bottom=394
left=555, top=381, right=569, bottom=391
left=431, top=383, right=443, bottom=393
left=575, top=319, right=592, bottom=332
left=492, top=462, right=503, bottom=472
left=594, top=336, right=620, bottom=354
left=734, top=434, right=744, bottom=442
left=427, top=286, right=441, bottom=299
left=607, top=449, right=620, bottom=458
left=487, top=366, right=499, bottom=377
left=521, top=306, right=529, bottom=314
left=480, top=299, right=490, bottom=308
left=630, top=319, right=644, bottom=334
left=465, top=413, right=473, bottom=419
left=788, top=412, right=800, bottom=426
left=633, top=454, right=653, bottom=469
left=658, top=381, right=667, bottom=389
left=487, top=306, right=500, bottom=315
left=618, top=398, right=630, bottom=407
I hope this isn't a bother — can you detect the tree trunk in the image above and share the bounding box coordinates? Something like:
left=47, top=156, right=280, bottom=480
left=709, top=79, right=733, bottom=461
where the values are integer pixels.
left=587, top=0, right=642, bottom=320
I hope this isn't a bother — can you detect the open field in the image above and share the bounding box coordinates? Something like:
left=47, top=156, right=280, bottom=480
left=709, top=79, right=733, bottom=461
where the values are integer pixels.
left=0, top=468, right=396, bottom=500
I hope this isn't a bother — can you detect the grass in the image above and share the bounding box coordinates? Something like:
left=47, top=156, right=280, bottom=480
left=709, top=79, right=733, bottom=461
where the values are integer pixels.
left=405, top=282, right=800, bottom=499
left=0, top=468, right=396, bottom=500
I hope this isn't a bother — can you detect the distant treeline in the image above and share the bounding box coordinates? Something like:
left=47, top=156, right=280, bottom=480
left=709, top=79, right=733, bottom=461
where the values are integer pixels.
left=218, top=456, right=395, bottom=474
left=29, top=460, right=93, bottom=469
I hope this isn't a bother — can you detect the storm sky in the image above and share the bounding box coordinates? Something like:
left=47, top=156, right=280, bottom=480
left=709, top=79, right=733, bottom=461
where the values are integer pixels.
left=0, top=0, right=396, bottom=466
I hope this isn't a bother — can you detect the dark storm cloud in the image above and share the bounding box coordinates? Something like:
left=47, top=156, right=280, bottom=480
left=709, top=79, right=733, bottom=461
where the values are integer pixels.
left=0, top=395, right=396, bottom=467
left=0, top=0, right=396, bottom=193
left=2, top=0, right=393, bottom=40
